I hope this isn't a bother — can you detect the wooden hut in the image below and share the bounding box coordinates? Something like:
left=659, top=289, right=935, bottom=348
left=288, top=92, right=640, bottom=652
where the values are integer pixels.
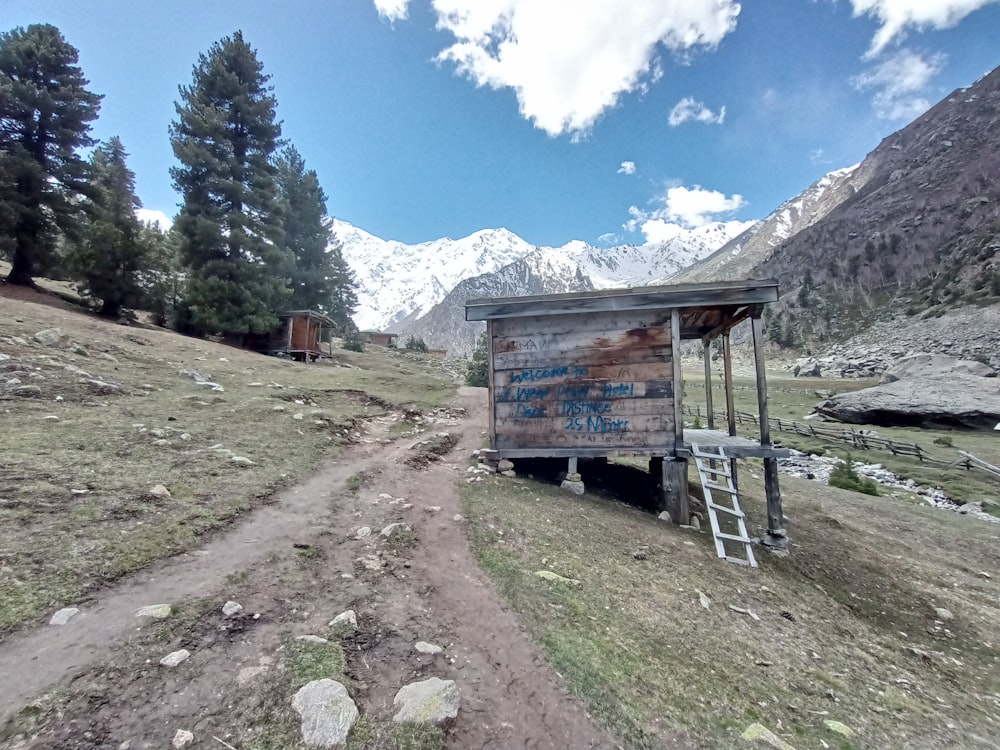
left=465, top=279, right=789, bottom=556
left=364, top=331, right=400, bottom=348
left=243, top=310, right=334, bottom=361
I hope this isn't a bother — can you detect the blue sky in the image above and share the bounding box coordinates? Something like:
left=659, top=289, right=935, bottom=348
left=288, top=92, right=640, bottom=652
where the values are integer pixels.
left=3, top=0, right=998, bottom=247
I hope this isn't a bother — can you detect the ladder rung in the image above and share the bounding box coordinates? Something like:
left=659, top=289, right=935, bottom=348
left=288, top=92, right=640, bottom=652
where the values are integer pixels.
left=703, top=480, right=735, bottom=494
left=691, top=448, right=726, bottom=459
left=716, top=532, right=752, bottom=544
left=724, top=556, right=752, bottom=566
left=698, top=465, right=731, bottom=478
left=707, top=502, right=744, bottom=518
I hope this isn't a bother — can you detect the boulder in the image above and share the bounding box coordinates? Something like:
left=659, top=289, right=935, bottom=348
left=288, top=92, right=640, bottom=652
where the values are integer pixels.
left=392, top=677, right=460, bottom=725
left=816, top=374, right=1000, bottom=431
left=292, top=679, right=359, bottom=748
left=880, top=353, right=995, bottom=384
left=33, top=328, right=67, bottom=347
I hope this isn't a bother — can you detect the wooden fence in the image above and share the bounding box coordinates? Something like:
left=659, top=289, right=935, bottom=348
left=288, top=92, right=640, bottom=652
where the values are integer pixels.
left=682, top=405, right=1000, bottom=483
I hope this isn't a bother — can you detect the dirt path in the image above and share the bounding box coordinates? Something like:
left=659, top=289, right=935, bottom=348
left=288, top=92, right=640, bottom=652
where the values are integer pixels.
left=0, top=387, right=618, bottom=749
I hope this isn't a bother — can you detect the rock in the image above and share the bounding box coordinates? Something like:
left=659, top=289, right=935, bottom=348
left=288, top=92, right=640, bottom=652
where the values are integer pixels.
left=171, top=729, right=194, bottom=748
left=230, top=456, right=254, bottom=465
left=12, top=384, right=42, bottom=397
left=424, top=505, right=442, bottom=513
left=159, top=649, right=191, bottom=667
left=237, top=665, right=268, bottom=685
left=560, top=479, right=585, bottom=495
left=86, top=379, right=121, bottom=395
left=689, top=515, right=701, bottom=531
left=817, top=372, right=1000, bottom=431
left=500, top=469, right=516, bottom=477
left=222, top=600, right=243, bottom=617
left=535, top=570, right=581, bottom=585
left=136, top=603, right=172, bottom=619
left=497, top=459, right=514, bottom=472
left=697, top=590, right=711, bottom=610
left=329, top=610, right=358, bottom=630
left=881, top=353, right=995, bottom=384
left=179, top=368, right=210, bottom=382
left=355, top=527, right=372, bottom=539
left=296, top=634, right=330, bottom=644
left=392, top=677, right=460, bottom=725
left=380, top=522, right=411, bottom=540
left=33, top=328, right=67, bottom=347
left=415, top=641, right=443, bottom=654
left=149, top=484, right=172, bottom=499
left=292, top=679, right=359, bottom=748
left=823, top=719, right=854, bottom=737
left=49, top=607, right=80, bottom=626
left=934, top=607, right=954, bottom=621
left=293, top=413, right=304, bottom=421
left=657, top=511, right=672, bottom=523
left=741, top=722, right=797, bottom=749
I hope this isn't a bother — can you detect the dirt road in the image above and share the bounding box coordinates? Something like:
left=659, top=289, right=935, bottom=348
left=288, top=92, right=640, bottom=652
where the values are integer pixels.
left=0, top=387, right=619, bottom=749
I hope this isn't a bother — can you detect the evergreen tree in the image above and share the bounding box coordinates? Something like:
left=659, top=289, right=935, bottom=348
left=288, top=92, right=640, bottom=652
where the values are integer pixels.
left=465, top=332, right=489, bottom=387
left=169, top=31, right=289, bottom=338
left=275, top=145, right=333, bottom=310
left=326, top=240, right=359, bottom=333
left=0, top=24, right=102, bottom=285
left=404, top=335, right=429, bottom=353
left=66, top=136, right=151, bottom=317
left=143, top=223, right=185, bottom=327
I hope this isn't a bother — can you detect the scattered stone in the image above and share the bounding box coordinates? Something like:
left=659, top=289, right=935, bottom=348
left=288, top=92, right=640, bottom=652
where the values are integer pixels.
left=293, top=413, right=304, bottom=421
left=237, top=665, right=268, bottom=685
left=934, top=607, right=954, bottom=621
left=728, top=605, right=761, bottom=621
left=452, top=514, right=464, bottom=522
left=535, top=570, right=581, bottom=585
left=415, top=641, right=443, bottom=655
left=392, top=677, right=460, bottom=725
left=741, top=722, right=797, bottom=749
left=171, top=729, right=194, bottom=749
left=178, top=368, right=210, bottom=382
left=135, top=604, right=172, bottom=619
left=230, top=456, right=254, bottom=466
left=12, top=384, right=42, bottom=397
left=560, top=479, right=585, bottom=496
left=33, top=327, right=67, bottom=347
left=296, top=634, right=329, bottom=644
left=424, top=505, right=442, bottom=513
left=355, top=527, right=372, bottom=539
left=222, top=600, right=243, bottom=617
left=497, top=459, right=514, bottom=472
left=657, top=511, right=672, bottom=523
left=49, top=607, right=80, bottom=626
left=149, top=484, right=172, bottom=499
left=292, top=679, right=359, bottom=748
left=380, top=522, right=412, bottom=540
left=565, top=472, right=582, bottom=482
left=689, top=515, right=701, bottom=531
left=86, top=379, right=121, bottom=395
left=500, top=469, right=516, bottom=478
left=159, top=649, right=191, bottom=667
left=697, top=590, right=711, bottom=610
left=823, top=720, right=854, bottom=737
left=329, top=610, right=358, bottom=630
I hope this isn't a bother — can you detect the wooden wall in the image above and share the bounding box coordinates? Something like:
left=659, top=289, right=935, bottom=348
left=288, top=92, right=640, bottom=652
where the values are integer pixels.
left=490, top=311, right=675, bottom=453
left=290, top=317, right=317, bottom=351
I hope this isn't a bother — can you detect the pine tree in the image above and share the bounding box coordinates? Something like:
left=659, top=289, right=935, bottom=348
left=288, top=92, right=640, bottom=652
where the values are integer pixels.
left=0, top=24, right=102, bottom=285
left=169, top=31, right=289, bottom=338
left=66, top=137, right=151, bottom=317
left=326, top=239, right=359, bottom=334
left=274, top=145, right=337, bottom=311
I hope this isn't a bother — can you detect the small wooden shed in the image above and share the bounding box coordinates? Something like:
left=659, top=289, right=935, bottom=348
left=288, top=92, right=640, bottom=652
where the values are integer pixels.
left=244, top=310, right=334, bottom=361
left=465, top=279, right=789, bottom=549
left=364, top=331, right=400, bottom=348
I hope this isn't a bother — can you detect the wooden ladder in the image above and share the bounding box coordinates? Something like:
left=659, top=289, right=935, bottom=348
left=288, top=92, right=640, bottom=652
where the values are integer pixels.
left=690, top=444, right=757, bottom=568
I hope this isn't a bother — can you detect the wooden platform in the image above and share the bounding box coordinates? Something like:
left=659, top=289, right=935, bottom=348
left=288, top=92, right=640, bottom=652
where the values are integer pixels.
left=684, top=429, right=790, bottom=458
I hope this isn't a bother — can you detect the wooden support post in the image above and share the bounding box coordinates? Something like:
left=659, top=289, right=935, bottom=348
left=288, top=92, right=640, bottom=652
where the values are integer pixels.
left=669, top=308, right=689, bottom=524
left=723, top=331, right=739, bottom=493
left=703, top=339, right=715, bottom=430
left=751, top=316, right=787, bottom=549
left=285, top=318, right=294, bottom=355
left=649, top=456, right=665, bottom=512
left=486, top=320, right=497, bottom=450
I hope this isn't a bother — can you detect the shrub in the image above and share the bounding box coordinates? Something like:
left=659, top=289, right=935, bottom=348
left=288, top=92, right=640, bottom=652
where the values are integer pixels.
left=342, top=326, right=365, bottom=352
left=404, top=336, right=429, bottom=353
left=933, top=435, right=954, bottom=447
left=828, top=455, right=879, bottom=496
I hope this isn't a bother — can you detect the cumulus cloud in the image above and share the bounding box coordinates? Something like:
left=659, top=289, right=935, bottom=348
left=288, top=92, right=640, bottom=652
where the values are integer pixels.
left=668, top=97, right=726, bottom=126
left=617, top=161, right=636, bottom=175
left=135, top=208, right=172, bottom=230
left=853, top=49, right=945, bottom=120
left=426, top=0, right=741, bottom=136
left=850, top=0, right=1000, bottom=56
left=374, top=0, right=411, bottom=21
left=625, top=184, right=746, bottom=242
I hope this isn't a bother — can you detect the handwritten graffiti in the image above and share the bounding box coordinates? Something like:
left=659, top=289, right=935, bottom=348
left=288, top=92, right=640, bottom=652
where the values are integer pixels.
left=509, top=366, right=569, bottom=383
left=564, top=415, right=630, bottom=433
left=561, top=400, right=611, bottom=416
left=515, top=403, right=545, bottom=418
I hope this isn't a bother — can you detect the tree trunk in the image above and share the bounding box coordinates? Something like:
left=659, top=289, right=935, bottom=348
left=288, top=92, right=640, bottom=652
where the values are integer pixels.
left=6, top=242, right=36, bottom=286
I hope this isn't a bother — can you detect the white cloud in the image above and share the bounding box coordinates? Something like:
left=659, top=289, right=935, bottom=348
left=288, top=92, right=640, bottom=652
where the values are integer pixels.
left=597, top=232, right=621, bottom=244
left=809, top=148, right=832, bottom=165
left=617, top=161, right=636, bottom=175
left=428, top=0, right=741, bottom=136
left=625, top=184, right=746, bottom=242
left=853, top=49, right=945, bottom=120
left=375, top=0, right=411, bottom=21
left=850, top=0, right=1000, bottom=56
left=668, top=97, right=726, bottom=126
left=136, top=208, right=172, bottom=230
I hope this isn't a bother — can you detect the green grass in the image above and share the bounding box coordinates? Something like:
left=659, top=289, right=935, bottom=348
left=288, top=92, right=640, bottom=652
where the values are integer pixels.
left=829, top=456, right=880, bottom=496
left=460, top=464, right=1000, bottom=750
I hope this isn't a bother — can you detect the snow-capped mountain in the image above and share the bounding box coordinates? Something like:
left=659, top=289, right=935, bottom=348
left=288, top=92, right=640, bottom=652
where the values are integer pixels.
left=333, top=219, right=537, bottom=331
left=335, top=217, right=753, bottom=342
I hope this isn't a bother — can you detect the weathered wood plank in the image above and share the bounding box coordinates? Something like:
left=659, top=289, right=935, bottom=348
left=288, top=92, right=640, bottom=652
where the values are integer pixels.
left=494, top=429, right=674, bottom=450
left=494, top=379, right=673, bottom=403
left=493, top=312, right=673, bottom=338
left=495, top=446, right=673, bottom=458
left=493, top=362, right=667, bottom=387
left=495, top=397, right=675, bottom=420
left=495, top=413, right=673, bottom=435
left=492, top=326, right=670, bottom=355
left=493, top=345, right=670, bottom=372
